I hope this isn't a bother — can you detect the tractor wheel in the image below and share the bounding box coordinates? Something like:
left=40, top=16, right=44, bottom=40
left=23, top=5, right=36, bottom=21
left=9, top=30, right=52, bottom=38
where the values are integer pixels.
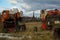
left=53, top=28, right=60, bottom=40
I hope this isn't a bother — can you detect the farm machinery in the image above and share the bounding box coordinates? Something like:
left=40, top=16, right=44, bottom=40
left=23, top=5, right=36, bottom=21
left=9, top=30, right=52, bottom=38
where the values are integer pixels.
left=40, top=9, right=60, bottom=40
left=1, top=10, right=26, bottom=33
left=41, top=9, right=60, bottom=30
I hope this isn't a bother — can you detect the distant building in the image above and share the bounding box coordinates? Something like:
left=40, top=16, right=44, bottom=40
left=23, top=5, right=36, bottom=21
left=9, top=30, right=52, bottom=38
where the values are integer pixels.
left=22, top=11, right=40, bottom=22
left=32, top=11, right=36, bottom=21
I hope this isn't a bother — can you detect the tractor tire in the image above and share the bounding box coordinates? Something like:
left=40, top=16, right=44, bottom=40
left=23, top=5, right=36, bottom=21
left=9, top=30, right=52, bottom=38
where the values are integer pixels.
left=53, top=28, right=60, bottom=40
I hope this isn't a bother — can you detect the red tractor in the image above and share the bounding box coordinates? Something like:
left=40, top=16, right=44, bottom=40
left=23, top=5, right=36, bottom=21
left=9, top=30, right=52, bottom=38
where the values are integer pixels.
left=1, top=10, right=26, bottom=33
left=1, top=10, right=15, bottom=33
left=41, top=9, right=60, bottom=40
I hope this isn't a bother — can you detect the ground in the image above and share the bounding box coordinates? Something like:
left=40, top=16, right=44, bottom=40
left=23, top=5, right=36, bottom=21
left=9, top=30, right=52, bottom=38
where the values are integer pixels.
left=0, top=22, right=53, bottom=40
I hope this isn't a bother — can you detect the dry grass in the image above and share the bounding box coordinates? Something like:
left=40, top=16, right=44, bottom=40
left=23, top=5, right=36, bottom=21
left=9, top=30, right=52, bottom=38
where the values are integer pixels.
left=12, top=22, right=53, bottom=40
left=0, top=22, right=53, bottom=40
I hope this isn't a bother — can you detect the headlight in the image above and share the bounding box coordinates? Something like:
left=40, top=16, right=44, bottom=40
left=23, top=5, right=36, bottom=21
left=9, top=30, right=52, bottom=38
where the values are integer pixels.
left=54, top=21, right=60, bottom=24
left=48, top=22, right=50, bottom=25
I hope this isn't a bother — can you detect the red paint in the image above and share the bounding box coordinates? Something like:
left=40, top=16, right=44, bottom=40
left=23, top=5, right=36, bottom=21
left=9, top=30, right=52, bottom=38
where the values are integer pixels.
left=41, top=23, right=47, bottom=30
left=47, top=9, right=60, bottom=15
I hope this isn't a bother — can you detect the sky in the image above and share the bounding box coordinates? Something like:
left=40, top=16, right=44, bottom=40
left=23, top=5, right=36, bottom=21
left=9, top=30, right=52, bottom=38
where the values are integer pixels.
left=0, top=0, right=60, bottom=17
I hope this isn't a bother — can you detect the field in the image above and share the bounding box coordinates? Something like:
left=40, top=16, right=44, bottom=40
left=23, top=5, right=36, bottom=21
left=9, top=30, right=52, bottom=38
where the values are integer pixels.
left=0, top=22, right=53, bottom=40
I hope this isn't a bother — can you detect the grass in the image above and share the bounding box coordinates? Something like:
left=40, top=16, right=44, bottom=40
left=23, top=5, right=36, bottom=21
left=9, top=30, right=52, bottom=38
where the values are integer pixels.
left=14, top=22, right=53, bottom=40
left=0, top=22, right=53, bottom=40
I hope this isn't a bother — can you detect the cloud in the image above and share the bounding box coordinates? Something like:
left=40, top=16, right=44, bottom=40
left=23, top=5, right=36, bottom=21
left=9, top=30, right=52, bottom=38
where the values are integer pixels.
left=23, top=11, right=33, bottom=17
left=20, top=3, right=31, bottom=10
left=23, top=0, right=60, bottom=10
left=8, top=0, right=60, bottom=11
left=2, top=0, right=60, bottom=17
left=0, top=7, right=8, bottom=12
left=9, top=0, right=18, bottom=4
left=34, top=10, right=40, bottom=14
left=44, top=4, right=60, bottom=8
left=34, top=10, right=40, bottom=17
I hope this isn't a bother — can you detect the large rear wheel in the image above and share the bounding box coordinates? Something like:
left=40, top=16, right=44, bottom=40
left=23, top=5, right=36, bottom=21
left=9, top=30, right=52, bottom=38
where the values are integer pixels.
left=53, top=28, right=60, bottom=40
